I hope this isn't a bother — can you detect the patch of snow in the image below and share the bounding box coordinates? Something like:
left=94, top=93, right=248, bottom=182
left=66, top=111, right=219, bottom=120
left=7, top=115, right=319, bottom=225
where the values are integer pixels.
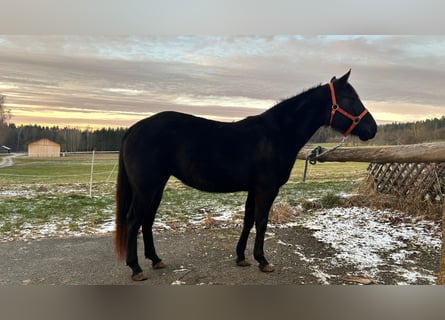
left=212, top=209, right=236, bottom=221
left=395, top=267, right=437, bottom=285
left=153, top=221, right=172, bottom=230
left=277, top=239, right=293, bottom=247
left=173, top=266, right=189, bottom=273
left=293, top=244, right=332, bottom=285
left=297, top=207, right=441, bottom=284
left=96, top=219, right=115, bottom=234
left=311, top=270, right=332, bottom=285
left=38, top=222, right=58, bottom=236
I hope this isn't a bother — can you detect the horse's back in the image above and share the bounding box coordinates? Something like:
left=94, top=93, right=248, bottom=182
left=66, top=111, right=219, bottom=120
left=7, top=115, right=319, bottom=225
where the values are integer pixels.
left=126, top=111, right=261, bottom=145
left=122, top=111, right=263, bottom=192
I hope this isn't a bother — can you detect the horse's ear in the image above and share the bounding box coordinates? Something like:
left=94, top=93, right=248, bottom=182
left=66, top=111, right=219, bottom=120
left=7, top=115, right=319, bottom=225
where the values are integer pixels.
left=338, top=69, right=351, bottom=84
left=330, top=76, right=337, bottom=82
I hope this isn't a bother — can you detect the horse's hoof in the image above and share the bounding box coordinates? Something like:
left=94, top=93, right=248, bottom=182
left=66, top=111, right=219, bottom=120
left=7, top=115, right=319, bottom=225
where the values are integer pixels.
left=153, top=261, right=166, bottom=269
left=259, top=264, right=275, bottom=273
left=236, top=260, right=251, bottom=267
left=131, top=272, right=148, bottom=281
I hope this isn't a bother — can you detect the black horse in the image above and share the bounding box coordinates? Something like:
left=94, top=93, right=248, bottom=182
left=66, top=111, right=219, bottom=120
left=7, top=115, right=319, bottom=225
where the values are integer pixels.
left=115, top=70, right=377, bottom=281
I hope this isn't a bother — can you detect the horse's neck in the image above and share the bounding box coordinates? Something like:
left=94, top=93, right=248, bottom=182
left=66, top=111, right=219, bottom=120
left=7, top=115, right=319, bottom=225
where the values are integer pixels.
left=266, top=87, right=329, bottom=148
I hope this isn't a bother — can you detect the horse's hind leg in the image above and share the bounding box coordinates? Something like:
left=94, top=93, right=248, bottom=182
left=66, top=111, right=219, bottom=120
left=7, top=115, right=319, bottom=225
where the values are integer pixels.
left=127, top=179, right=168, bottom=281
left=236, top=191, right=255, bottom=267
left=126, top=196, right=147, bottom=281
left=142, top=185, right=167, bottom=269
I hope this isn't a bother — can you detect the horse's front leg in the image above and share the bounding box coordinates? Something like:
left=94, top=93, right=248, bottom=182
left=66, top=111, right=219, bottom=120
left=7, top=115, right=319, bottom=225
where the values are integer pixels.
left=253, top=187, right=278, bottom=272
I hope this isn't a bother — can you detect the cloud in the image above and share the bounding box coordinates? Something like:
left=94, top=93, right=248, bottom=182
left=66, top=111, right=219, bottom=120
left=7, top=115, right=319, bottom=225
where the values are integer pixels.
left=0, top=35, right=444, bottom=128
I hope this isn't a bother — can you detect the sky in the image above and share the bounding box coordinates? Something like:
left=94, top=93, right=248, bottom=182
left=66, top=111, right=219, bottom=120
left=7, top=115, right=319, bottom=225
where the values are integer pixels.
left=0, top=2, right=444, bottom=129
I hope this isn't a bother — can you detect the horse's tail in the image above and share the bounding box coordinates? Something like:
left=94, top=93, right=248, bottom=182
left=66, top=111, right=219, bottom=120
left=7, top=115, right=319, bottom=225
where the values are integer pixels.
left=115, top=150, right=131, bottom=261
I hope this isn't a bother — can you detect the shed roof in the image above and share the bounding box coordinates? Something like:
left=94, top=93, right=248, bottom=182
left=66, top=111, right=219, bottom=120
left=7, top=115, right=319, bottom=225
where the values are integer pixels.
left=28, top=138, right=60, bottom=146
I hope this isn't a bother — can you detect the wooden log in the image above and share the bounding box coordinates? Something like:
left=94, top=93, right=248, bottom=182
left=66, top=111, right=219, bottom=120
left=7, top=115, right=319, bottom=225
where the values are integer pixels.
left=297, top=142, right=445, bottom=163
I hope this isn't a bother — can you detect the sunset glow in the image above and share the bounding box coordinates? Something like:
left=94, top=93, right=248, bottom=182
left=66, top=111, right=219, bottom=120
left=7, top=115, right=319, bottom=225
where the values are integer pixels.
left=1, top=35, right=444, bottom=129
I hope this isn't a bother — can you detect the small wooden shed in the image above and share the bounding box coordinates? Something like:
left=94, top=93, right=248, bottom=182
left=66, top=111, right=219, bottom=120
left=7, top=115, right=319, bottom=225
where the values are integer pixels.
left=28, top=139, right=61, bottom=158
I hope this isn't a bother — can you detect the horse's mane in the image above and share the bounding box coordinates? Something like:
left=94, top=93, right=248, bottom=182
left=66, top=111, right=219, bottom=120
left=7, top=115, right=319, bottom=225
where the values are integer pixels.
left=265, top=83, right=324, bottom=115
left=274, top=83, right=322, bottom=105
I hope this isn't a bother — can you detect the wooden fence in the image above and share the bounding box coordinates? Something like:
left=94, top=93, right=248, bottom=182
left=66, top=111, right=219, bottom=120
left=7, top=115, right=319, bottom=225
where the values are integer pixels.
left=367, top=162, right=444, bottom=201
left=297, top=142, right=445, bottom=202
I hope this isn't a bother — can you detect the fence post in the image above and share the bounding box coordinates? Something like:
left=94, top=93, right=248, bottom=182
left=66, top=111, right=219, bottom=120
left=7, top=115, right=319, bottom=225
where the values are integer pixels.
left=439, top=203, right=445, bottom=284
left=89, top=148, right=96, bottom=197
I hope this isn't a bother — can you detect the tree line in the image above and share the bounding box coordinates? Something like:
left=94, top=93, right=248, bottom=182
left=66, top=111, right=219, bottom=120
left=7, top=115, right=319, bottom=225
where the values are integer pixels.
left=0, top=95, right=128, bottom=152
left=310, top=116, right=445, bottom=145
left=1, top=93, right=444, bottom=152
left=0, top=124, right=127, bottom=152
left=0, top=116, right=443, bottom=152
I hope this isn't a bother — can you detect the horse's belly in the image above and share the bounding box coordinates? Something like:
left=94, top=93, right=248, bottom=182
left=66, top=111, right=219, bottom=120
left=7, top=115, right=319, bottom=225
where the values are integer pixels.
left=173, top=171, right=248, bottom=193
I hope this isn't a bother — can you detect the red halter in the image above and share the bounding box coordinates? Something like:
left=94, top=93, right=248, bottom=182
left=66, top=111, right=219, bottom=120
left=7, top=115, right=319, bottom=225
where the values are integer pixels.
left=328, top=82, right=369, bottom=137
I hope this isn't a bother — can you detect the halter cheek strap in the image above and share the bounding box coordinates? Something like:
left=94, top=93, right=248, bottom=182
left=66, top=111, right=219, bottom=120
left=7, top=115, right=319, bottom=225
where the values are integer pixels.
left=328, top=82, right=369, bottom=137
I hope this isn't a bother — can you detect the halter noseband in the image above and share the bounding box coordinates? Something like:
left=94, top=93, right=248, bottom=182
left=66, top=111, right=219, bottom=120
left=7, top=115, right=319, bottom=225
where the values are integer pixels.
left=328, top=81, right=369, bottom=137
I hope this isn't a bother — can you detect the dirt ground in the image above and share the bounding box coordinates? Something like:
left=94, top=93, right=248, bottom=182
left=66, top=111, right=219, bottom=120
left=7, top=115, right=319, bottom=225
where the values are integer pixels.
left=0, top=225, right=439, bottom=285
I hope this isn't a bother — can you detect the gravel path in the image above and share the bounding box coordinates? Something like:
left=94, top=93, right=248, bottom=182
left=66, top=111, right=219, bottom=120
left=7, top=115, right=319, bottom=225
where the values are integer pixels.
left=0, top=226, right=440, bottom=285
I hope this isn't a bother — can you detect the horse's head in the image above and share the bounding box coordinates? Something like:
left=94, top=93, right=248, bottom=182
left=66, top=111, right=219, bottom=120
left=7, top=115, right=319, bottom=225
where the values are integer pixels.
left=327, top=70, right=377, bottom=141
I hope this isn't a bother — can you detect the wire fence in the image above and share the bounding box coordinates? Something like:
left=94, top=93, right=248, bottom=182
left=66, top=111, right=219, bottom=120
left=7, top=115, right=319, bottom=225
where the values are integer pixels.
left=0, top=152, right=120, bottom=193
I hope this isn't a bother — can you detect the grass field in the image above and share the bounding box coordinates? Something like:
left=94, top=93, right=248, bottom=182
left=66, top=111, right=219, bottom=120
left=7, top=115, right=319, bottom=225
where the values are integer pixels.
left=0, top=153, right=369, bottom=240
left=0, top=153, right=119, bottom=185
left=0, top=153, right=368, bottom=186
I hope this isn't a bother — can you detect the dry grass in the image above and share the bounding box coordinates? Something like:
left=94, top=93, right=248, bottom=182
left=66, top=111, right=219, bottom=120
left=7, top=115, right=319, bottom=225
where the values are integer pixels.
left=202, top=214, right=222, bottom=228
left=269, top=202, right=300, bottom=224
left=348, top=177, right=443, bottom=220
